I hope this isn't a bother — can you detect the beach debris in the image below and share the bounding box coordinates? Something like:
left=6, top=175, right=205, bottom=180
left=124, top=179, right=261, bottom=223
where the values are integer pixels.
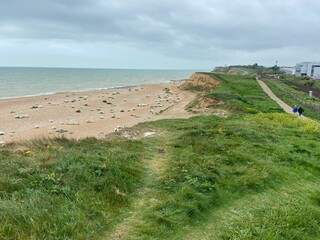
left=114, top=126, right=125, bottom=132
left=15, top=114, right=29, bottom=119
left=67, top=120, right=79, bottom=125
left=0, top=141, right=5, bottom=147
left=144, top=132, right=156, bottom=138
left=0, top=132, right=4, bottom=135
left=137, top=103, right=148, bottom=107
left=34, top=125, right=40, bottom=129
left=56, top=128, right=68, bottom=133
left=75, top=110, right=81, bottom=113
left=120, top=109, right=125, bottom=112
left=31, top=105, right=39, bottom=109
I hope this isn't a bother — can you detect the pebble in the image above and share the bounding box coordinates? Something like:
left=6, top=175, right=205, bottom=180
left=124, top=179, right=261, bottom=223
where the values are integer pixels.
left=15, top=114, right=29, bottom=119
left=137, top=103, right=148, bottom=107
left=56, top=128, right=68, bottom=133
left=0, top=141, right=5, bottom=146
left=67, top=121, right=79, bottom=125
left=0, top=132, right=4, bottom=135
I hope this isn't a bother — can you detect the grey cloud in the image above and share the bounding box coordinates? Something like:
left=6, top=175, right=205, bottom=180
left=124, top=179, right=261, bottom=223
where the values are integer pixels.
left=0, top=0, right=320, bottom=66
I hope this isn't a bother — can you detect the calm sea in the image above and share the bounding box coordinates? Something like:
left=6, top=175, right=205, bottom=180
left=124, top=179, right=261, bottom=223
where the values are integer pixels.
left=0, top=67, right=198, bottom=99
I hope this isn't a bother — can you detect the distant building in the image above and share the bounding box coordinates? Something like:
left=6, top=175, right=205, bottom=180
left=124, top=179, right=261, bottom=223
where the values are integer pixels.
left=295, top=62, right=320, bottom=79
left=280, top=67, right=295, bottom=75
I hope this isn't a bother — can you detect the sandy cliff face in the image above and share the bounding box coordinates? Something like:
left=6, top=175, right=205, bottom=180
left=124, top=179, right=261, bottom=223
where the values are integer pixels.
left=180, top=73, right=220, bottom=90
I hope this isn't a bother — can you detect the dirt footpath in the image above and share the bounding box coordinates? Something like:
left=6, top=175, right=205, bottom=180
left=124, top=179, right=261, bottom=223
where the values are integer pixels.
left=257, top=80, right=305, bottom=118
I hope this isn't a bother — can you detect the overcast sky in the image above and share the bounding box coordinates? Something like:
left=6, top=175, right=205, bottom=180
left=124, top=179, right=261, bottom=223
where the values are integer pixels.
left=0, top=0, right=319, bottom=70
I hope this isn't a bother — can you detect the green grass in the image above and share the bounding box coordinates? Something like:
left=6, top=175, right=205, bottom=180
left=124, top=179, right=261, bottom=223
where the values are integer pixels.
left=206, top=73, right=283, bottom=114
left=0, top=138, right=145, bottom=239
left=264, top=79, right=320, bottom=121
left=1, top=73, right=320, bottom=239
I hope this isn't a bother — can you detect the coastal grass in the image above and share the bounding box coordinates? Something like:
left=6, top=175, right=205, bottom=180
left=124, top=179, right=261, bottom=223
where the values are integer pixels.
left=0, top=138, right=145, bottom=239
left=264, top=79, right=320, bottom=121
left=1, top=73, right=320, bottom=239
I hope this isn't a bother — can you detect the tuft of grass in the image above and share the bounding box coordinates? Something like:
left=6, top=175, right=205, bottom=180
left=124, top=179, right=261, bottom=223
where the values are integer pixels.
left=0, top=137, right=145, bottom=239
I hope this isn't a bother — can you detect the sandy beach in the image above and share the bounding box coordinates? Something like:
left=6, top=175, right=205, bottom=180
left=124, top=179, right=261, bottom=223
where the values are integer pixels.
left=0, top=81, right=197, bottom=143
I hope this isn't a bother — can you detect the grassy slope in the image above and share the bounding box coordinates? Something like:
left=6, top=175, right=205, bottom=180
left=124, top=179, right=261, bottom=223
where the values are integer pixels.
left=264, top=79, right=320, bottom=121
left=1, top=73, right=320, bottom=239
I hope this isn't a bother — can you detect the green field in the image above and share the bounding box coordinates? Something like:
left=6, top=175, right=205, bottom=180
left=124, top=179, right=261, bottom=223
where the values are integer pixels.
left=1, top=73, right=320, bottom=239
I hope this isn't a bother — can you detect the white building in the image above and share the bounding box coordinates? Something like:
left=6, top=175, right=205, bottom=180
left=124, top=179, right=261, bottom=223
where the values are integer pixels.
left=295, top=62, right=320, bottom=79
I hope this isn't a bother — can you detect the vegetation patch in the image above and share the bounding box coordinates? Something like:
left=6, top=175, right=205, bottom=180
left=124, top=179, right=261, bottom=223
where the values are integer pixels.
left=2, top=73, right=320, bottom=239
left=0, top=138, right=144, bottom=239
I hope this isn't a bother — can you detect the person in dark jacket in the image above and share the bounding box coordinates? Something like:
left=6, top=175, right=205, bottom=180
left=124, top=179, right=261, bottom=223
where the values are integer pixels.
left=298, top=107, right=304, bottom=117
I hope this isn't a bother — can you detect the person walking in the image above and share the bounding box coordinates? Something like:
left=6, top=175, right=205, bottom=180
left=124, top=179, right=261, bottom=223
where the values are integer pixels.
left=298, top=107, right=304, bottom=117
left=293, top=105, right=298, bottom=114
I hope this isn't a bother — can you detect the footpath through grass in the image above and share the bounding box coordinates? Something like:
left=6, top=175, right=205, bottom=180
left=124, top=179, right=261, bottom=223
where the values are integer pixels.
left=1, top=73, right=320, bottom=239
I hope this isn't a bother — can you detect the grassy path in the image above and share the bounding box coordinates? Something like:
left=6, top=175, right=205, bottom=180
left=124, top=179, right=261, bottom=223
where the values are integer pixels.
left=257, top=80, right=293, bottom=114
left=257, top=79, right=308, bottom=119
left=107, top=133, right=171, bottom=239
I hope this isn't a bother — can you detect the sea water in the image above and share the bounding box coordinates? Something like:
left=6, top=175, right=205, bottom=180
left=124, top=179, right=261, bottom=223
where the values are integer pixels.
left=0, top=67, right=199, bottom=99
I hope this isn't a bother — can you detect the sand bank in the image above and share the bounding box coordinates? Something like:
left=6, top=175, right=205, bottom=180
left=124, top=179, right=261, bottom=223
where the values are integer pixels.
left=0, top=81, right=197, bottom=143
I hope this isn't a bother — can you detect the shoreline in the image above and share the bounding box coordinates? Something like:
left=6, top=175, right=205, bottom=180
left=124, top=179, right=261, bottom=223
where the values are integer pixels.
left=0, top=79, right=188, bottom=101
left=0, top=81, right=197, bottom=144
